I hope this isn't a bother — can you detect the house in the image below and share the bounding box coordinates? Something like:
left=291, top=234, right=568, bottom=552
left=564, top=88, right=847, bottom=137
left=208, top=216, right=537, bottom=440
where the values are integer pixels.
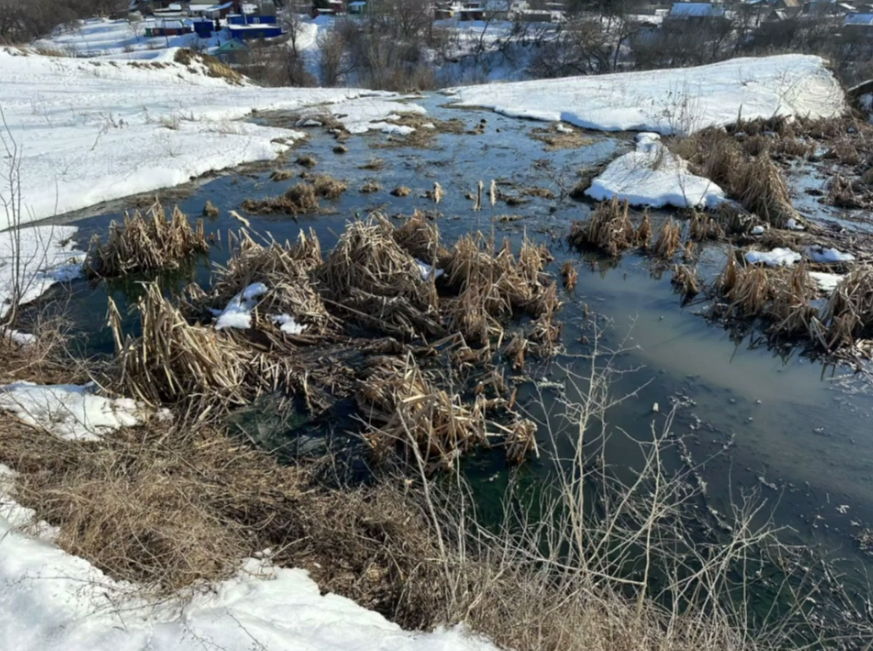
left=348, top=0, right=367, bottom=14
left=844, top=10, right=873, bottom=27
left=311, top=0, right=344, bottom=16
left=215, top=37, right=249, bottom=62
left=189, top=0, right=239, bottom=18
left=144, top=18, right=194, bottom=35
left=667, top=2, right=727, bottom=19
left=228, top=11, right=278, bottom=23
left=192, top=17, right=214, bottom=36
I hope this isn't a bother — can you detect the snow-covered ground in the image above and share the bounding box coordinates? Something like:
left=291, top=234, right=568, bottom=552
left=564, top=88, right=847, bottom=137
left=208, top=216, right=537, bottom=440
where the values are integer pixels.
left=34, top=17, right=208, bottom=57
left=0, top=47, right=424, bottom=227
left=0, top=225, right=84, bottom=318
left=0, top=462, right=497, bottom=651
left=448, top=55, right=845, bottom=135
left=586, top=133, right=724, bottom=208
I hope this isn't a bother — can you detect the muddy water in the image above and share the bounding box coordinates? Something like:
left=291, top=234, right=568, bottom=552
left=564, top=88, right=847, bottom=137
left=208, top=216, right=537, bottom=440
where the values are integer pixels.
left=44, top=96, right=873, bottom=584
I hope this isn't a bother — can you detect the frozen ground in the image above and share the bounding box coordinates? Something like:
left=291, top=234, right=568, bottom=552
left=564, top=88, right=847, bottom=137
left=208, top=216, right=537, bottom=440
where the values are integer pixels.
left=0, top=462, right=497, bottom=651
left=0, top=46, right=423, bottom=227
left=448, top=55, right=844, bottom=135
left=586, top=132, right=724, bottom=208
left=0, top=225, right=84, bottom=318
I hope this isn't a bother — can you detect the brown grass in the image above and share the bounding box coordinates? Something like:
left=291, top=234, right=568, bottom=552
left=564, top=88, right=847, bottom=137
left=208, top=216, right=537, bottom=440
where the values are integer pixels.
left=688, top=210, right=724, bottom=241
left=391, top=186, right=412, bottom=197
left=86, top=204, right=208, bottom=277
left=270, top=169, right=294, bottom=182
left=360, top=157, right=386, bottom=170
left=333, top=144, right=349, bottom=154
left=173, top=48, right=242, bottom=85
left=671, top=264, right=699, bottom=299
left=361, top=181, right=382, bottom=194
left=561, top=261, right=578, bottom=290
left=392, top=210, right=447, bottom=263
left=296, top=154, right=318, bottom=168
left=568, top=197, right=638, bottom=257
left=318, top=214, right=442, bottom=338
left=820, top=268, right=873, bottom=349
left=653, top=218, right=681, bottom=259
left=202, top=200, right=219, bottom=218
left=356, top=353, right=489, bottom=470
left=242, top=183, right=320, bottom=215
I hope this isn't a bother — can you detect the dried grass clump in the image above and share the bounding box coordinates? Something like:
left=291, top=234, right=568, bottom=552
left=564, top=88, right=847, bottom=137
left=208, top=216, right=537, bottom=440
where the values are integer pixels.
left=361, top=181, right=382, bottom=194
left=319, top=214, right=441, bottom=338
left=568, top=197, right=638, bottom=257
left=333, top=144, right=349, bottom=154
left=561, top=261, right=578, bottom=290
left=360, top=157, right=386, bottom=170
left=393, top=210, right=447, bottom=264
left=202, top=200, right=219, bottom=217
left=87, top=204, right=208, bottom=277
left=440, top=234, right=557, bottom=345
left=108, top=284, right=250, bottom=407
left=296, top=154, right=317, bottom=168
left=652, top=218, right=681, bottom=259
left=310, top=174, right=348, bottom=199
left=671, top=264, right=699, bottom=299
left=241, top=182, right=320, bottom=216
left=732, top=154, right=797, bottom=227
left=391, top=186, right=412, bottom=197
left=825, top=139, right=861, bottom=166
left=765, top=263, right=821, bottom=340
left=356, top=354, right=488, bottom=470
left=688, top=210, right=724, bottom=241
left=820, top=268, right=873, bottom=349
left=209, top=229, right=332, bottom=336
left=828, top=174, right=869, bottom=209
left=270, top=169, right=294, bottom=182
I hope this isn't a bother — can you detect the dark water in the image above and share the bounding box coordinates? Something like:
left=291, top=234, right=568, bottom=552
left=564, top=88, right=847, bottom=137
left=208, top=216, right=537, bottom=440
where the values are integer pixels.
left=40, top=96, right=873, bottom=589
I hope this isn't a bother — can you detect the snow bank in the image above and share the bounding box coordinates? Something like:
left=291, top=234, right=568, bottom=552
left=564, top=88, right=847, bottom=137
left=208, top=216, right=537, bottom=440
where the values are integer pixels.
left=585, top=133, right=724, bottom=208
left=809, top=271, right=843, bottom=293
left=0, top=487, right=499, bottom=651
left=449, top=55, right=844, bottom=135
left=806, top=246, right=855, bottom=263
left=0, top=48, right=423, bottom=226
left=0, top=382, right=144, bottom=441
left=415, top=258, right=444, bottom=281
left=0, top=225, right=84, bottom=319
left=214, top=282, right=268, bottom=330
left=745, top=248, right=801, bottom=267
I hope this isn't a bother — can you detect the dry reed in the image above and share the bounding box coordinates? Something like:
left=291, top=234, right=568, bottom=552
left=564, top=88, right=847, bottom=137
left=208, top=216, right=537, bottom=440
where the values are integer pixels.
left=652, top=218, right=681, bottom=259
left=87, top=204, right=208, bottom=277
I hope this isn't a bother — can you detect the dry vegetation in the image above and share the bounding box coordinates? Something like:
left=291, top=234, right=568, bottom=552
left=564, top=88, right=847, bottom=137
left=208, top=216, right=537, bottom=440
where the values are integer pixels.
left=241, top=175, right=347, bottom=216
left=86, top=204, right=209, bottom=277
left=568, top=197, right=650, bottom=256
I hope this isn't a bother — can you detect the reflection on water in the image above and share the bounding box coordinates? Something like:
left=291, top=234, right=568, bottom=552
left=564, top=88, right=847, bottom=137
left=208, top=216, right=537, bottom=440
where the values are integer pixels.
left=42, top=96, right=873, bottom=580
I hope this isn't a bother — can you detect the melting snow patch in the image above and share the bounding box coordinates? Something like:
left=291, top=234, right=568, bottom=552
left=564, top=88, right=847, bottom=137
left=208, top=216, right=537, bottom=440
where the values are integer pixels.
left=751, top=225, right=765, bottom=235
left=786, top=218, right=805, bottom=231
left=271, top=314, right=307, bottom=335
left=745, top=248, right=801, bottom=267
left=449, top=55, right=844, bottom=135
left=586, top=133, right=724, bottom=208
left=415, top=258, right=444, bottom=281
left=806, top=246, right=855, bottom=263
left=809, top=272, right=843, bottom=293
left=0, top=382, right=143, bottom=441
left=0, top=491, right=501, bottom=651
left=0, top=226, right=84, bottom=319
left=214, top=282, right=268, bottom=331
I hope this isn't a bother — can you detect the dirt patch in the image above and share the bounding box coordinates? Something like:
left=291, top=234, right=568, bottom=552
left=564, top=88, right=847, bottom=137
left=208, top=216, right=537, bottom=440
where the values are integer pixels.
left=530, top=124, right=592, bottom=151
left=371, top=113, right=466, bottom=149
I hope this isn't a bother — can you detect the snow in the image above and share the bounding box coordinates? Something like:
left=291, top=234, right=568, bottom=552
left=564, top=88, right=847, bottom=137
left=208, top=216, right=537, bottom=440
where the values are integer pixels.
left=0, top=382, right=143, bottom=441
left=786, top=218, right=805, bottom=231
left=0, top=487, right=500, bottom=651
left=0, top=47, right=423, bottom=226
left=751, top=225, right=765, bottom=235
left=810, top=271, right=843, bottom=293
left=806, top=246, right=855, bottom=263
left=0, top=329, right=37, bottom=345
left=449, top=55, right=844, bottom=135
left=0, top=225, right=84, bottom=319
left=745, top=248, right=801, bottom=266
left=585, top=133, right=724, bottom=208
left=415, top=258, right=445, bottom=281
left=271, top=313, right=307, bottom=335
left=214, top=282, right=268, bottom=330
